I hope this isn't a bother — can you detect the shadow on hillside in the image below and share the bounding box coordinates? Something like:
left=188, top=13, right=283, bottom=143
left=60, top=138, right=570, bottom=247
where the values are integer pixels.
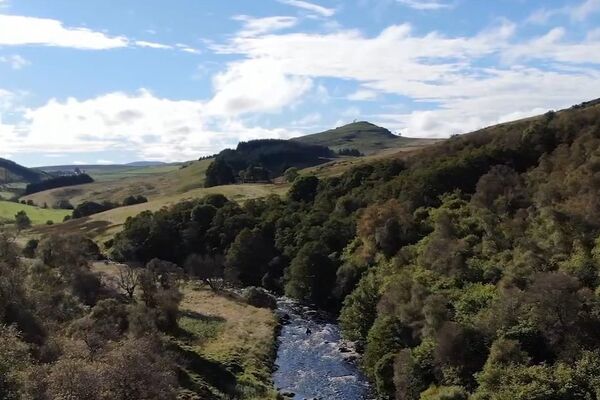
left=170, top=342, right=237, bottom=396
left=33, top=216, right=112, bottom=237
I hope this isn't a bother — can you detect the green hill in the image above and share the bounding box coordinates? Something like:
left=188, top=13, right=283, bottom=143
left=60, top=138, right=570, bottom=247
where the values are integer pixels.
left=292, top=121, right=436, bottom=154
left=0, top=158, right=47, bottom=184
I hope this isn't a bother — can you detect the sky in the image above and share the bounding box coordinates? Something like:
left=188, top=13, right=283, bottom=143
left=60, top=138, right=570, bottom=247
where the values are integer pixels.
left=0, top=0, right=599, bottom=166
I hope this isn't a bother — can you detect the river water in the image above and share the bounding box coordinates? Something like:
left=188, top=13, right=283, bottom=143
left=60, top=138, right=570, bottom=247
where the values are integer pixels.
left=273, top=298, right=373, bottom=400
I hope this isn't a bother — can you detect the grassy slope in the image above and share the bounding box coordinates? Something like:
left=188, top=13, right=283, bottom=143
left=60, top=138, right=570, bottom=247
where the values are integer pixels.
left=293, top=121, right=438, bottom=154
left=92, top=262, right=278, bottom=399
left=31, top=183, right=289, bottom=242
left=177, top=285, right=278, bottom=399
left=0, top=200, right=70, bottom=225
left=23, top=160, right=211, bottom=206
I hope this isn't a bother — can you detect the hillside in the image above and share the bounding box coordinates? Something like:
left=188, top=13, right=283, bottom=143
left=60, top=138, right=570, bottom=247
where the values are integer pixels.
left=292, top=121, right=437, bottom=154
left=99, top=98, right=600, bottom=400
left=23, top=159, right=210, bottom=207
left=0, top=158, right=47, bottom=184
left=0, top=200, right=70, bottom=225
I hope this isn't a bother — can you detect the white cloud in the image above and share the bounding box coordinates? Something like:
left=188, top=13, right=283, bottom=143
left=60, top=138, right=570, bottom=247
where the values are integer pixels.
left=277, top=0, right=336, bottom=17
left=134, top=40, right=172, bottom=50
left=396, top=0, right=451, bottom=10
left=206, top=59, right=313, bottom=116
left=210, top=19, right=600, bottom=138
left=233, top=15, right=298, bottom=37
left=348, top=89, right=378, bottom=101
left=0, top=14, right=190, bottom=53
left=0, top=15, right=128, bottom=49
left=0, top=54, right=29, bottom=69
left=527, top=0, right=600, bottom=24
left=571, top=0, right=600, bottom=21
left=0, top=89, right=304, bottom=161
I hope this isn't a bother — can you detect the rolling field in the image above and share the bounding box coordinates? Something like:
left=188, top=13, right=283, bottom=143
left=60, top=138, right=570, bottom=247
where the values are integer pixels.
left=0, top=200, right=71, bottom=225
left=25, top=140, right=440, bottom=241
left=23, top=159, right=212, bottom=207
left=31, top=182, right=289, bottom=241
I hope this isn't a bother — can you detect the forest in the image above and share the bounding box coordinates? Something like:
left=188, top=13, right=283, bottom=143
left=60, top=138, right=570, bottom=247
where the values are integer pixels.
left=110, top=100, right=600, bottom=399
left=24, top=174, right=94, bottom=195
left=204, top=139, right=334, bottom=187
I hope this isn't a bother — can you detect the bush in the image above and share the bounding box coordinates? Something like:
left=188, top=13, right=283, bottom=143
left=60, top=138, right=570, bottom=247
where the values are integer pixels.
left=122, top=195, right=148, bottom=206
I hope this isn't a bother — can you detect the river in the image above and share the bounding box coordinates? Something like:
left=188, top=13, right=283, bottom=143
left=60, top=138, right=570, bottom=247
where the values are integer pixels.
left=273, top=298, right=373, bottom=400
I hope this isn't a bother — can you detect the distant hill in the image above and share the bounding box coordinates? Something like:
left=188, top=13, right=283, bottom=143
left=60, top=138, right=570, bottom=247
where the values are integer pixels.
left=0, top=158, right=47, bottom=184
left=293, top=121, right=435, bottom=154
left=125, top=161, right=166, bottom=167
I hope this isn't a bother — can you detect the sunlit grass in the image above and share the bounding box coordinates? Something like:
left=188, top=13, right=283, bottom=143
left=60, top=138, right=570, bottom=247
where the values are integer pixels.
left=0, top=200, right=70, bottom=225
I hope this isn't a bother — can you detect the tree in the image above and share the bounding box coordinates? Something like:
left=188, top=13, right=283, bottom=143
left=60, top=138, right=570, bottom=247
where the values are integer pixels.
left=205, top=158, right=235, bottom=187
left=116, top=264, right=139, bottom=299
left=284, top=167, right=300, bottom=183
left=47, top=358, right=102, bottom=400
left=288, top=175, right=319, bottom=203
left=184, top=253, right=225, bottom=290
left=284, top=241, right=336, bottom=306
left=225, top=228, right=272, bottom=286
left=14, top=210, right=31, bottom=231
left=101, top=338, right=177, bottom=400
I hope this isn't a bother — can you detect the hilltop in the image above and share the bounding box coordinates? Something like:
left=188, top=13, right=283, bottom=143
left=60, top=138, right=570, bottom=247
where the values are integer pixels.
left=292, top=121, right=437, bottom=154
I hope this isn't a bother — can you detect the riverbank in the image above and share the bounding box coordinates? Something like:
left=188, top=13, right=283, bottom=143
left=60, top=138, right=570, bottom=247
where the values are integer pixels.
left=175, top=284, right=280, bottom=399
left=92, top=262, right=280, bottom=399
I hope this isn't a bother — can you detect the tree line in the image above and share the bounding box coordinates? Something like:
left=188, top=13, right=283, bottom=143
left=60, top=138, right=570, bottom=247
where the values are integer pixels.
left=204, top=139, right=334, bottom=187
left=24, top=173, right=94, bottom=195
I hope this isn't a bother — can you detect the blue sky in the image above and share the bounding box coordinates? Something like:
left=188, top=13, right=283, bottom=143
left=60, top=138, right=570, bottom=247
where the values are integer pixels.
left=1, top=0, right=599, bottom=166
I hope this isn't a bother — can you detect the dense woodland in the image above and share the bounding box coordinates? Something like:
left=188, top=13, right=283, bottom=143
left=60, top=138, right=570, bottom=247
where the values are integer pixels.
left=0, top=158, right=46, bottom=184
left=24, top=174, right=94, bottom=195
left=110, top=100, right=600, bottom=399
left=204, top=139, right=333, bottom=187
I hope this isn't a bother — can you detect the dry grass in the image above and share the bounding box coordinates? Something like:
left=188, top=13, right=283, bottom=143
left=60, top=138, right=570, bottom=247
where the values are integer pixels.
left=22, top=159, right=213, bottom=207
left=179, top=285, right=279, bottom=399
left=31, top=182, right=289, bottom=242
left=303, top=140, right=443, bottom=178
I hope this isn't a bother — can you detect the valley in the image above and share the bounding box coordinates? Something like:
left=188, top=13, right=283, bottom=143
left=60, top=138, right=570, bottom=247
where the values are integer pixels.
left=4, top=101, right=600, bottom=399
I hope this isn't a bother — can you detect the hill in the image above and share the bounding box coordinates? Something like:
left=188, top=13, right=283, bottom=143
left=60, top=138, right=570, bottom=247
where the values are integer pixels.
left=23, top=159, right=210, bottom=207
left=205, top=139, right=334, bottom=187
left=36, top=163, right=180, bottom=182
left=0, top=158, right=47, bottom=184
left=292, top=121, right=437, bottom=154
left=125, top=161, right=166, bottom=167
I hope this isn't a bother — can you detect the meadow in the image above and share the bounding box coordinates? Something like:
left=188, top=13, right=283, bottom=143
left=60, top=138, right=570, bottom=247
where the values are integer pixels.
left=0, top=200, right=71, bottom=225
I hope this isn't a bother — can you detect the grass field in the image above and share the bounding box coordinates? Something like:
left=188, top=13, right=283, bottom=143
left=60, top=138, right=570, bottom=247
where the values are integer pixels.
left=92, top=262, right=278, bottom=399
left=82, top=164, right=181, bottom=182
left=176, top=285, right=278, bottom=399
left=0, top=191, right=15, bottom=200
left=303, top=140, right=443, bottom=178
left=31, top=182, right=289, bottom=241
left=0, top=200, right=71, bottom=225
left=23, top=159, right=212, bottom=207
